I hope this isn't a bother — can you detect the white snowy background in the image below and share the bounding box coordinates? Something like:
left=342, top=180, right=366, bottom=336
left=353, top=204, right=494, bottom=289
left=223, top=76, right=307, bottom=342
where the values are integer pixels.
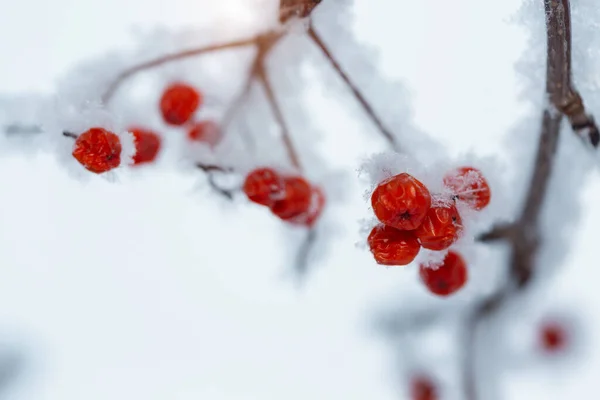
left=0, top=0, right=599, bottom=399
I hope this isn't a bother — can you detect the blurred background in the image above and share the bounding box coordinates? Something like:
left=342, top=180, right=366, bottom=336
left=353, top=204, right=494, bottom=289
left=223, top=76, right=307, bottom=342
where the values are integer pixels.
left=0, top=0, right=599, bottom=399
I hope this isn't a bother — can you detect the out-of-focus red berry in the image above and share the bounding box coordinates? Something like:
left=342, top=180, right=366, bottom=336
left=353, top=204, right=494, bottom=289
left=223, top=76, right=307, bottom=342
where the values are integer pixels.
left=371, top=173, right=432, bottom=230
left=415, top=199, right=463, bottom=250
left=419, top=251, right=467, bottom=296
left=410, top=376, right=438, bottom=400
left=368, top=224, right=421, bottom=266
left=443, top=166, right=491, bottom=210
left=243, top=168, right=286, bottom=206
left=270, top=176, right=312, bottom=220
left=129, top=127, right=161, bottom=165
left=540, top=321, right=568, bottom=353
left=160, top=83, right=201, bottom=125
left=187, top=120, right=221, bottom=147
left=72, top=127, right=121, bottom=174
left=284, top=185, right=326, bottom=227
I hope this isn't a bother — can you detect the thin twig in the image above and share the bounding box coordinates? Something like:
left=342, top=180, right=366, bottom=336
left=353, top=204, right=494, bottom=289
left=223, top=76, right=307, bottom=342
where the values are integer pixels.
left=3, top=124, right=43, bottom=135
left=256, top=63, right=303, bottom=171
left=308, top=24, right=399, bottom=151
left=63, top=131, right=78, bottom=139
left=101, top=34, right=269, bottom=104
left=293, top=228, right=317, bottom=279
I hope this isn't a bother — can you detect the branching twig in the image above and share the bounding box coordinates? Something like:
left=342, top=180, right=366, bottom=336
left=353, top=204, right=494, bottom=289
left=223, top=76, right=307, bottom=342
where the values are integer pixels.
left=101, top=33, right=271, bottom=104
left=308, top=24, right=399, bottom=151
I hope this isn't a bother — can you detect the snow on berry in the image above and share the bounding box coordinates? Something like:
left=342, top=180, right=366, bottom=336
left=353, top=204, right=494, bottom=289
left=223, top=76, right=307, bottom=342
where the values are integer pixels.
left=419, top=250, right=467, bottom=296
left=443, top=166, right=491, bottom=210
left=415, top=196, right=463, bottom=251
left=368, top=224, right=421, bottom=266
left=129, top=127, right=162, bottom=165
left=72, top=128, right=122, bottom=173
left=160, top=82, right=202, bottom=126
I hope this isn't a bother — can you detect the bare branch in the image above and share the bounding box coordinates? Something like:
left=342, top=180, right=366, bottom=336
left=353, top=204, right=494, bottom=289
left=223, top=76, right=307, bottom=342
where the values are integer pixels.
left=101, top=34, right=268, bottom=104
left=308, top=24, right=400, bottom=151
left=545, top=0, right=600, bottom=147
left=4, top=124, right=42, bottom=135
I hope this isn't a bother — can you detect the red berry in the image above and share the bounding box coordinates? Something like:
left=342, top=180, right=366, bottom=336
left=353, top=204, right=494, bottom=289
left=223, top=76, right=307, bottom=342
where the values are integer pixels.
left=371, top=173, right=432, bottom=231
left=243, top=168, right=286, bottom=206
left=72, top=127, right=121, bottom=174
left=187, top=120, right=221, bottom=147
left=410, top=376, right=438, bottom=400
left=368, top=224, right=421, bottom=266
left=443, top=166, right=491, bottom=210
left=540, top=321, right=567, bottom=353
left=129, top=127, right=161, bottom=165
left=271, top=176, right=312, bottom=220
left=415, top=199, right=463, bottom=251
left=160, top=83, right=201, bottom=125
left=284, top=185, right=326, bottom=227
left=419, top=251, right=467, bottom=296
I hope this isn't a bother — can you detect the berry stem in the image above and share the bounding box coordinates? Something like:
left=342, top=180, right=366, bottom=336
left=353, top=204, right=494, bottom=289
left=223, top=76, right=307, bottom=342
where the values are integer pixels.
left=307, top=24, right=400, bottom=152
left=256, top=62, right=303, bottom=171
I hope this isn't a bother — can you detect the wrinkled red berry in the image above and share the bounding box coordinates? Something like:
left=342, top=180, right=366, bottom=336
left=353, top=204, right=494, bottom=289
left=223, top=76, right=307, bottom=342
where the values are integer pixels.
left=419, top=251, right=467, bottom=296
left=443, top=166, right=491, bottom=210
left=72, top=127, right=121, bottom=174
left=368, top=224, right=421, bottom=266
left=129, top=127, right=161, bottom=165
left=160, top=83, right=201, bottom=125
left=371, top=173, right=432, bottom=230
left=540, top=321, right=567, bottom=353
left=187, top=120, right=221, bottom=147
left=271, top=176, right=312, bottom=220
left=411, top=376, right=438, bottom=400
left=415, top=199, right=463, bottom=250
left=243, top=168, right=286, bottom=206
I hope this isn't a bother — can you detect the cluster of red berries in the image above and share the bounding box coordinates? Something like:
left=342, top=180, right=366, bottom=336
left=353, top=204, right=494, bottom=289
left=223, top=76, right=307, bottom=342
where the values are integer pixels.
left=72, top=82, right=221, bottom=174
left=243, top=167, right=325, bottom=227
left=368, top=167, right=491, bottom=296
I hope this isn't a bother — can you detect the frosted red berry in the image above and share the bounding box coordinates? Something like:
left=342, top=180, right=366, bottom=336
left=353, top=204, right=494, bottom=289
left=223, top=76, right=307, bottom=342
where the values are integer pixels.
left=271, top=176, right=312, bottom=220
left=371, top=173, right=432, bottom=231
left=415, top=199, right=463, bottom=251
left=443, top=166, right=491, bottom=210
left=410, top=376, right=437, bottom=400
left=129, top=127, right=161, bottom=165
left=187, top=120, right=221, bottom=147
left=419, top=251, right=467, bottom=296
left=540, top=321, right=567, bottom=353
left=368, top=224, right=421, bottom=266
left=72, top=127, right=121, bottom=174
left=160, top=83, right=201, bottom=125
left=243, top=168, right=286, bottom=206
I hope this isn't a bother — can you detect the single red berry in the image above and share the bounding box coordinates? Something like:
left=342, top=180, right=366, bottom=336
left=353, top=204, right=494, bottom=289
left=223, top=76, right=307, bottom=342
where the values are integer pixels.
left=271, top=176, right=312, bottom=220
left=284, top=185, right=326, bottom=227
left=371, top=173, right=432, bottom=230
left=415, top=199, right=463, bottom=251
left=443, top=166, right=491, bottom=210
left=243, top=168, right=286, bottom=206
left=129, top=127, right=162, bottom=165
left=160, top=83, right=202, bottom=126
left=410, top=376, right=438, bottom=400
left=187, top=120, right=221, bottom=147
left=419, top=251, right=467, bottom=296
left=72, top=127, right=121, bottom=174
left=540, top=321, right=567, bottom=353
left=368, top=224, right=421, bottom=266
